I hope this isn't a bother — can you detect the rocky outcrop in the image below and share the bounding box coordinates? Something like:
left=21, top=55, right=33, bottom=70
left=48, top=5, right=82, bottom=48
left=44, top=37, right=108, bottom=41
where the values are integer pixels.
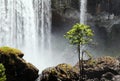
left=88, top=0, right=120, bottom=15
left=0, top=46, right=39, bottom=81
left=40, top=63, right=79, bottom=81
left=51, top=0, right=120, bottom=55
left=87, top=12, right=120, bottom=55
left=52, top=0, right=120, bottom=16
left=74, top=56, right=120, bottom=81
left=40, top=56, right=120, bottom=81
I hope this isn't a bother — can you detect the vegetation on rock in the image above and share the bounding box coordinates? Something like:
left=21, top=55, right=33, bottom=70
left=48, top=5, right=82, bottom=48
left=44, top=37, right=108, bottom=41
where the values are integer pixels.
left=0, top=46, right=24, bottom=58
left=0, top=46, right=39, bottom=81
left=0, top=46, right=22, bottom=55
left=0, top=64, right=6, bottom=81
left=41, top=63, right=78, bottom=81
left=64, top=23, right=94, bottom=80
left=40, top=56, right=120, bottom=81
left=64, top=23, right=93, bottom=45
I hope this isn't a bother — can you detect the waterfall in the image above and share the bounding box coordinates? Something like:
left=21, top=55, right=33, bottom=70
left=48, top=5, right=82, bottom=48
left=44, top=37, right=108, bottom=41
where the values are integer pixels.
left=0, top=0, right=36, bottom=48
left=80, top=0, right=87, bottom=24
left=0, top=0, right=52, bottom=72
left=40, top=0, right=52, bottom=56
left=79, top=0, right=88, bottom=56
left=33, top=0, right=52, bottom=72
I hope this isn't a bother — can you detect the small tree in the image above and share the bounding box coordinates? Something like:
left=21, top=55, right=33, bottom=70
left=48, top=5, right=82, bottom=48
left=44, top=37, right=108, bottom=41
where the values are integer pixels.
left=64, top=23, right=93, bottom=80
left=0, top=64, right=6, bottom=81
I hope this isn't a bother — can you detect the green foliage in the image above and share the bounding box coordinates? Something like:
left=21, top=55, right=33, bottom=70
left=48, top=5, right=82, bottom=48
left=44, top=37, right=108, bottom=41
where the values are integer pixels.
left=64, top=23, right=94, bottom=80
left=0, top=64, right=6, bottom=81
left=82, top=50, right=93, bottom=60
left=64, top=23, right=93, bottom=45
left=0, top=46, right=22, bottom=55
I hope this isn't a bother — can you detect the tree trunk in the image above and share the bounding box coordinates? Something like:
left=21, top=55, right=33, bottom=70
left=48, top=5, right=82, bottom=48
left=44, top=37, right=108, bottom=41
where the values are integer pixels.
left=78, top=44, right=81, bottom=80
left=81, top=50, right=84, bottom=80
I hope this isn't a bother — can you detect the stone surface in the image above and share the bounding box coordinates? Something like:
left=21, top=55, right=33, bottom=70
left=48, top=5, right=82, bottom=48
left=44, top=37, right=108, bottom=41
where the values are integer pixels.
left=40, top=63, right=79, bottom=81
left=39, top=56, right=120, bottom=81
left=0, top=46, right=39, bottom=81
left=51, top=0, right=120, bottom=56
left=74, top=56, right=120, bottom=81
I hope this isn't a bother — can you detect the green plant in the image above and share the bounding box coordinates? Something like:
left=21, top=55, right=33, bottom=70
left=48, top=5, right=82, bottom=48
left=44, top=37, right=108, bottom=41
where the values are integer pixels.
left=64, top=23, right=94, bottom=80
left=0, top=46, right=22, bottom=55
left=0, top=64, right=6, bottom=81
left=82, top=50, right=93, bottom=60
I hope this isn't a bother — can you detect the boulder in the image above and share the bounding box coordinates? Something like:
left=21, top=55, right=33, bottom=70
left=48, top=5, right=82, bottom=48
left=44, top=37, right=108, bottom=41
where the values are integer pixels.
left=40, top=63, right=79, bottom=81
left=0, top=46, right=39, bottom=81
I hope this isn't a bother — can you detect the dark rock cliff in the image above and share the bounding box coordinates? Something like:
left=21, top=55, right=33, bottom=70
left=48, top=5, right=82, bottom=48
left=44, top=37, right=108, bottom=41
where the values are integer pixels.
left=87, top=0, right=120, bottom=15
left=51, top=0, right=120, bottom=55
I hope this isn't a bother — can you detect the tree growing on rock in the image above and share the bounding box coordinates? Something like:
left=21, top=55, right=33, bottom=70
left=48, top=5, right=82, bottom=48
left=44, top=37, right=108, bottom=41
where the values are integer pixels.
left=0, top=64, right=6, bottom=81
left=64, top=23, right=94, bottom=80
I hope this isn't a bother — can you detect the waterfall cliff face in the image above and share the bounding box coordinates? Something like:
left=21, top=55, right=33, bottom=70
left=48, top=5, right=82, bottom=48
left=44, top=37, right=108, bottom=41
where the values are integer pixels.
left=0, top=0, right=52, bottom=72
left=51, top=0, right=120, bottom=56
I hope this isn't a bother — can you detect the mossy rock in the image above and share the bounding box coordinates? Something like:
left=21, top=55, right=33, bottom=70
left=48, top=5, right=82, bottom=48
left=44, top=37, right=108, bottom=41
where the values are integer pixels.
left=41, top=63, right=79, bottom=81
left=0, top=46, right=23, bottom=58
left=0, top=46, right=39, bottom=81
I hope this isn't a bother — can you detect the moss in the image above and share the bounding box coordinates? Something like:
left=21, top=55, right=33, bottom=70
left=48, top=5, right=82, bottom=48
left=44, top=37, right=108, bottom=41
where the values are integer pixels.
left=86, top=59, right=97, bottom=67
left=0, top=46, right=22, bottom=55
left=57, top=63, right=73, bottom=70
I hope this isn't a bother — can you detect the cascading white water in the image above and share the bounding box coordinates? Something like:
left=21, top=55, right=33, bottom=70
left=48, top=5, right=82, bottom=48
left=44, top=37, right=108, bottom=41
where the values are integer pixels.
left=0, top=0, right=52, bottom=72
left=80, top=0, right=87, bottom=24
left=33, top=0, right=52, bottom=72
left=40, top=0, right=52, bottom=56
left=80, top=0, right=88, bottom=56
left=0, top=0, right=36, bottom=48
left=0, top=0, right=37, bottom=65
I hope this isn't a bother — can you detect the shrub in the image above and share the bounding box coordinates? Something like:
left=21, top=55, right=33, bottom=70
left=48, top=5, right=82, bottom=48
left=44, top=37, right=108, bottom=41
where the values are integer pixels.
left=0, top=64, right=6, bottom=81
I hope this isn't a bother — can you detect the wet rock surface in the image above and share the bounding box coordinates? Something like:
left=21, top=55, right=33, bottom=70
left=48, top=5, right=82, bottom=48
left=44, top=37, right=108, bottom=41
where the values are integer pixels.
left=51, top=0, right=120, bottom=55
left=39, top=56, right=120, bottom=81
left=40, top=63, right=79, bottom=81
left=0, top=47, right=39, bottom=81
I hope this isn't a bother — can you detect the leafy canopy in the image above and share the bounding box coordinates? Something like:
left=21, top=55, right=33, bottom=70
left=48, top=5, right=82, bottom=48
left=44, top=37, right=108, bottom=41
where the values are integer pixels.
left=64, top=23, right=93, bottom=45
left=0, top=64, right=6, bottom=81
